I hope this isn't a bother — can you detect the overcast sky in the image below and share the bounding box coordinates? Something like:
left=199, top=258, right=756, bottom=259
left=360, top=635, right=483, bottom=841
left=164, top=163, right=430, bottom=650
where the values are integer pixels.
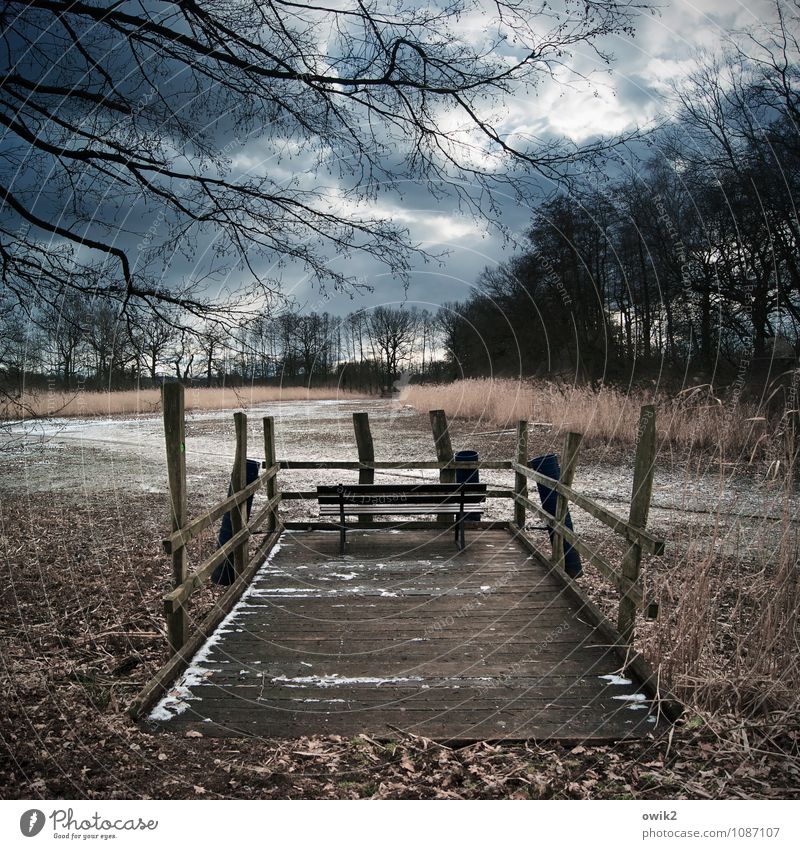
left=254, top=0, right=780, bottom=318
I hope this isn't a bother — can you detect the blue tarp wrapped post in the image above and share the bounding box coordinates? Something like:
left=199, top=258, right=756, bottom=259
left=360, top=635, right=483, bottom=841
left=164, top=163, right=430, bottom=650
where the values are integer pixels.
left=212, top=458, right=261, bottom=585
left=528, top=453, right=582, bottom=578
left=454, top=449, right=480, bottom=520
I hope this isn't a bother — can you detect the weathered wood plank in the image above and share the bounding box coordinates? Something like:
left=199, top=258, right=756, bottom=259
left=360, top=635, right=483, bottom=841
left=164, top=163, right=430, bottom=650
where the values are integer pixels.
left=353, top=411, right=375, bottom=523
left=429, top=409, right=454, bottom=523
left=231, top=412, right=249, bottom=577
left=277, top=460, right=513, bottom=469
left=514, top=420, right=528, bottom=528
left=162, top=467, right=277, bottom=554
left=263, top=417, right=279, bottom=532
left=618, top=405, right=656, bottom=642
left=152, top=696, right=664, bottom=740
left=163, top=493, right=282, bottom=613
left=280, top=489, right=513, bottom=500
left=162, top=382, right=187, bottom=653
left=552, top=431, right=582, bottom=569
left=144, top=528, right=675, bottom=739
left=196, top=657, right=620, bottom=679
left=514, top=492, right=643, bottom=606
left=280, top=520, right=511, bottom=533
left=158, top=708, right=663, bottom=741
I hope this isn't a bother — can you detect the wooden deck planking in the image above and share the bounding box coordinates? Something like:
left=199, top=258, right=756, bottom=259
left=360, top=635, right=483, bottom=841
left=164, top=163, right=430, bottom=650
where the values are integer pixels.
left=147, top=528, right=665, bottom=740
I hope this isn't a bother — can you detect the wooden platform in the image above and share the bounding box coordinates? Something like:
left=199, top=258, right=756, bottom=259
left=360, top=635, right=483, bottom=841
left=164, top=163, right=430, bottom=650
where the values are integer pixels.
left=146, top=528, right=666, bottom=740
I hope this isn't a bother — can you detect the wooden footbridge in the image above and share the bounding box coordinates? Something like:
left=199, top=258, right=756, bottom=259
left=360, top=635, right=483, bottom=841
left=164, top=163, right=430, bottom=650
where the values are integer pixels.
left=130, top=386, right=681, bottom=741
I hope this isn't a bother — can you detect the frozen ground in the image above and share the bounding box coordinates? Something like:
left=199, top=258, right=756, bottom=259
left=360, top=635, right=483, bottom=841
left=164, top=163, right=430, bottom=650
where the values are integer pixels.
left=1, top=398, right=797, bottom=565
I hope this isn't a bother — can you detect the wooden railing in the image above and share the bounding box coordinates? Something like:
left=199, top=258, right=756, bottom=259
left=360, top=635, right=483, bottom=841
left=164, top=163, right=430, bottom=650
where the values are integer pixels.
left=159, top=385, right=663, bottom=655
left=510, top=405, right=664, bottom=642
left=160, top=384, right=282, bottom=654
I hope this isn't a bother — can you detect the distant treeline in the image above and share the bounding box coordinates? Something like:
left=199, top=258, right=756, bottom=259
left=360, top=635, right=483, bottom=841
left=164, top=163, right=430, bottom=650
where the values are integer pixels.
left=0, top=302, right=446, bottom=393
left=443, top=47, right=800, bottom=383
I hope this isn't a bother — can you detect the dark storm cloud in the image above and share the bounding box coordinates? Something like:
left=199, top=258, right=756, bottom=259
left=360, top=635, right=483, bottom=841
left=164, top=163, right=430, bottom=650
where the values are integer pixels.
left=3, top=0, right=783, bottom=320
left=141, top=0, right=765, bottom=317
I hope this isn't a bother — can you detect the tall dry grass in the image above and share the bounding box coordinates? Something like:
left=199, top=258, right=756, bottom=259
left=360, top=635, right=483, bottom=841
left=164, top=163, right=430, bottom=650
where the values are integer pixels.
left=641, top=485, right=800, bottom=721
left=405, top=378, right=778, bottom=459
left=1, top=385, right=366, bottom=419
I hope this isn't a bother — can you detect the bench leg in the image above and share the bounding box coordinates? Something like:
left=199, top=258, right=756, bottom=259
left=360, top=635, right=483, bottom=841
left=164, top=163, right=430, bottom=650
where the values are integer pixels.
left=338, top=485, right=346, bottom=555
left=457, top=486, right=467, bottom=550
left=454, top=511, right=466, bottom=550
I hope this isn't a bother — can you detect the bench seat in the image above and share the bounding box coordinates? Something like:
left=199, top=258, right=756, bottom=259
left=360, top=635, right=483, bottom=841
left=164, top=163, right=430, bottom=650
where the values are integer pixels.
left=317, top=483, right=487, bottom=552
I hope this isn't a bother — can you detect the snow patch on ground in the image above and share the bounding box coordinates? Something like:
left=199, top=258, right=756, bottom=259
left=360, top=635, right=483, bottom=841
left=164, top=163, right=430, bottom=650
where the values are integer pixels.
left=613, top=692, right=650, bottom=709
left=599, top=674, right=633, bottom=686
left=270, top=674, right=424, bottom=688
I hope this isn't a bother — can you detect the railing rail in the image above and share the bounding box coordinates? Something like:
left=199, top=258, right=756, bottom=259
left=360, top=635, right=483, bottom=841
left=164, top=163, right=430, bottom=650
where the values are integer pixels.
left=513, top=492, right=643, bottom=606
left=275, top=459, right=513, bottom=470
left=278, top=488, right=514, bottom=500
left=160, top=384, right=283, bottom=654
left=510, top=405, right=663, bottom=642
left=163, top=492, right=282, bottom=613
left=510, top=462, right=664, bottom=556
left=162, top=465, right=279, bottom=554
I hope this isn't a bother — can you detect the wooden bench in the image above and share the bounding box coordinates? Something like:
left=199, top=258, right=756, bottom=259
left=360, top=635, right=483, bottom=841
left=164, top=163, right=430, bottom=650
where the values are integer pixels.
left=317, top=483, right=488, bottom=553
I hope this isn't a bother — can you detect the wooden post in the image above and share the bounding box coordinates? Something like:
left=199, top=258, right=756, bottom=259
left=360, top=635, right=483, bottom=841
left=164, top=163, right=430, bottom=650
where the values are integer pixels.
left=231, top=412, right=249, bottom=576
left=162, top=382, right=187, bottom=654
left=263, top=416, right=278, bottom=532
left=353, top=412, right=374, bottom=524
left=514, top=419, right=528, bottom=528
left=617, top=404, right=656, bottom=642
left=552, top=431, right=582, bottom=569
left=430, top=409, right=455, bottom=523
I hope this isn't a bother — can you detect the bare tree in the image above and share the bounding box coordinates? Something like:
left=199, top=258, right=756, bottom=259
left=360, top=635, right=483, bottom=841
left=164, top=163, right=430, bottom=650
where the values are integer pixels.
left=42, top=292, right=87, bottom=388
left=170, top=330, right=197, bottom=382
left=0, top=0, right=641, bottom=327
left=129, top=311, right=178, bottom=382
left=85, top=301, right=119, bottom=383
left=367, top=306, right=418, bottom=390
left=192, top=323, right=228, bottom=386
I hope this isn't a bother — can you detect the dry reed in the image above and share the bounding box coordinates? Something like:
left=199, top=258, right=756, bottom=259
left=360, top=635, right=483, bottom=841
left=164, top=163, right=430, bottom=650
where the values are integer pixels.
left=405, top=378, right=776, bottom=459
left=634, top=422, right=800, bottom=722
left=640, top=512, right=800, bottom=719
left=1, top=385, right=366, bottom=419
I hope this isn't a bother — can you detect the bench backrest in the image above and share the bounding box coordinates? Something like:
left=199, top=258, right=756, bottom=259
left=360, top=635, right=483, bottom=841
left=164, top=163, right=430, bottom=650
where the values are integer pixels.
left=317, top=483, right=487, bottom=509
